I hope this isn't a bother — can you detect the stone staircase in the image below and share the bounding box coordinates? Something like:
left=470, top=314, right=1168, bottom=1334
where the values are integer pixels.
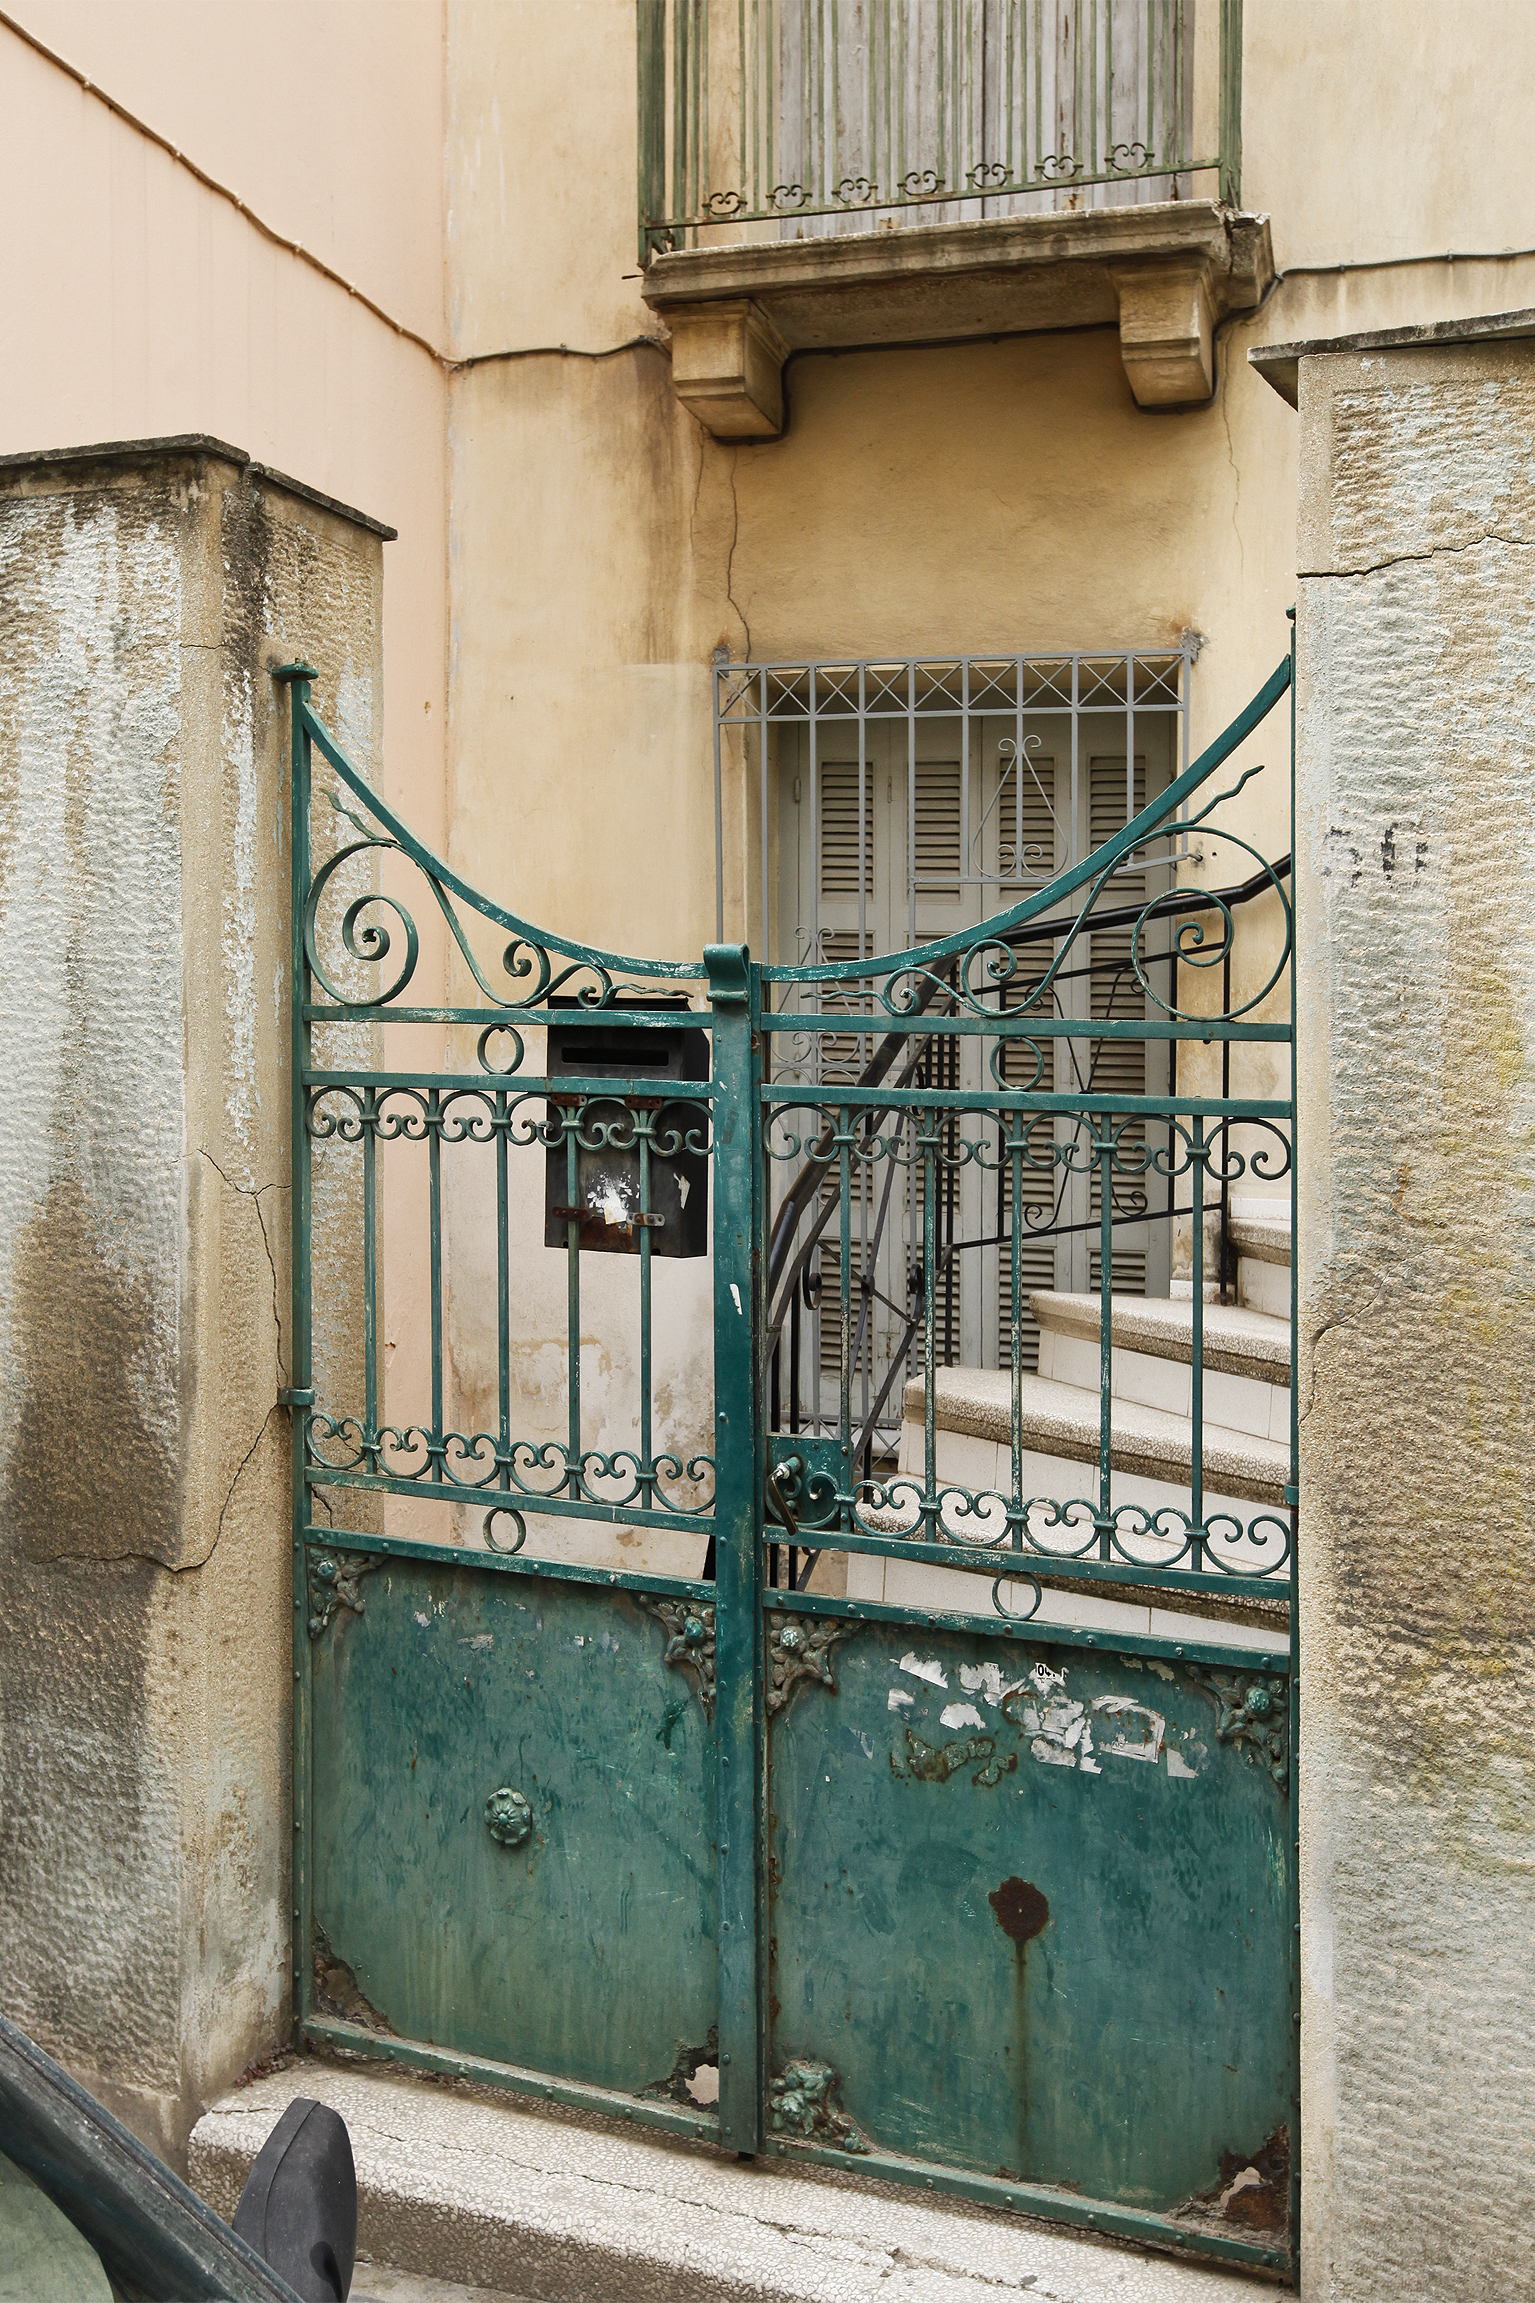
left=846, top=1202, right=1293, bottom=1653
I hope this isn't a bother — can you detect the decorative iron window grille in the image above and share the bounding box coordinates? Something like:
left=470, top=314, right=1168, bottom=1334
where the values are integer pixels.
left=638, top=0, right=1243, bottom=259
left=714, top=645, right=1198, bottom=1434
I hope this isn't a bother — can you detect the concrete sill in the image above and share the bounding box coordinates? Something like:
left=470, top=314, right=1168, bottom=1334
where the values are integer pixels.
left=641, top=201, right=1274, bottom=436
left=192, top=2059, right=1281, bottom=2303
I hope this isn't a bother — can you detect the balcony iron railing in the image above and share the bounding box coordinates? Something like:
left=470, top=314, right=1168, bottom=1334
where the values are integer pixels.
left=638, top=0, right=1243, bottom=259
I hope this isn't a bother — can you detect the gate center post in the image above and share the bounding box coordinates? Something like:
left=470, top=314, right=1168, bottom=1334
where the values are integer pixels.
left=705, top=943, right=766, bottom=2153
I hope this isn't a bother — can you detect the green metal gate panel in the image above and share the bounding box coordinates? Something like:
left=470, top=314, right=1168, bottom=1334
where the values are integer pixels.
left=309, top=1551, right=716, bottom=2098
left=766, top=1612, right=1289, bottom=2224
left=276, top=628, right=1299, bottom=2279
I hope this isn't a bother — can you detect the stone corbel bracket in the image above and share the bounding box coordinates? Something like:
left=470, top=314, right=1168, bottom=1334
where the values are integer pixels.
left=668, top=298, right=791, bottom=440
left=646, top=204, right=1273, bottom=438
left=1107, top=253, right=1221, bottom=407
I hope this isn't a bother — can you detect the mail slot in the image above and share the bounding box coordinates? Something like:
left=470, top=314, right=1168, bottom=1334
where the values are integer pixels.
left=542, top=1001, right=710, bottom=1258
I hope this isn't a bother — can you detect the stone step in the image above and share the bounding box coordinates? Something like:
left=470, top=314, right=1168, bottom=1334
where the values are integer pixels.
left=1227, top=1212, right=1292, bottom=1267
left=901, top=1365, right=1290, bottom=1505
left=1030, top=1290, right=1290, bottom=1441
left=1229, top=1212, right=1291, bottom=1318
left=190, top=2061, right=1277, bottom=2303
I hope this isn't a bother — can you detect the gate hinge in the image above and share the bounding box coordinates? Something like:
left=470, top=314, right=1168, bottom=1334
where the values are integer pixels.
left=278, top=1387, right=316, bottom=1410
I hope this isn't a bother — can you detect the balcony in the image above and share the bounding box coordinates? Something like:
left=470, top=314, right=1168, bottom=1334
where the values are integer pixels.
left=637, top=0, right=1270, bottom=433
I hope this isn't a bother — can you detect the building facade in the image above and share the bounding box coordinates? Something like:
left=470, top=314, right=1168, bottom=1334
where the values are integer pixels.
left=3, top=5, right=1535, bottom=2297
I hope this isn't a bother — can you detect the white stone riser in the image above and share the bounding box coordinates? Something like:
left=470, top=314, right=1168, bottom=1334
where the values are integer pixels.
left=1238, top=1253, right=1291, bottom=1319
left=846, top=1548, right=1287, bottom=1655
left=1037, top=1327, right=1291, bottom=1445
left=856, top=1419, right=1290, bottom=1650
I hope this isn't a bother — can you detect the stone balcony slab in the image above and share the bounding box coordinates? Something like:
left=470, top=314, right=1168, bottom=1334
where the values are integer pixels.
left=641, top=202, right=1274, bottom=435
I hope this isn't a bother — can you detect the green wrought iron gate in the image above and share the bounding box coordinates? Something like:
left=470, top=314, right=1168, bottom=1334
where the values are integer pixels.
left=278, top=635, right=1298, bottom=2278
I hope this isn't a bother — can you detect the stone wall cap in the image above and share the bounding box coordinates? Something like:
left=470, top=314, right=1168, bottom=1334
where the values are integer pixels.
left=1250, top=306, right=1535, bottom=407
left=0, top=433, right=398, bottom=540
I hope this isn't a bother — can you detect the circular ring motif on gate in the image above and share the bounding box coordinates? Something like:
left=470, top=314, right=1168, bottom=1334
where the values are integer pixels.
left=484, top=1787, right=532, bottom=1847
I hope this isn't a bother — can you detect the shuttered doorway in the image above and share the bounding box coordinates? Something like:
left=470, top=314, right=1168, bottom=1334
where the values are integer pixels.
left=772, top=695, right=1177, bottom=1435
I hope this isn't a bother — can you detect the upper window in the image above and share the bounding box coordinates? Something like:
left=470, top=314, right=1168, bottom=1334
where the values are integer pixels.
left=640, top=0, right=1239, bottom=259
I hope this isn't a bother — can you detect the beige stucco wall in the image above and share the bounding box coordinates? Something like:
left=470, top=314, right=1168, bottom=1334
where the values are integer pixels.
left=0, top=444, right=382, bottom=2164
left=1295, top=335, right=1535, bottom=2300
left=0, top=5, right=453, bottom=1459
left=439, top=0, right=1535, bottom=1067
left=427, top=0, right=1535, bottom=1530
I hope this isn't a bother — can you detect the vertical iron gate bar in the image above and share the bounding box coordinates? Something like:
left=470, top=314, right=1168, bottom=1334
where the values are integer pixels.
left=639, top=1116, right=655, bottom=1503
left=922, top=1111, right=937, bottom=1528
left=565, top=1112, right=582, bottom=1492
left=713, top=663, right=726, bottom=945
left=1097, top=1104, right=1110, bottom=1552
left=706, top=942, right=765, bottom=2152
left=428, top=1088, right=444, bottom=1477
left=1287, top=603, right=1302, bottom=2259
left=363, top=1087, right=378, bottom=1468
left=275, top=660, right=317, bottom=2043
left=1190, top=1110, right=1205, bottom=1561
left=496, top=1087, right=511, bottom=1487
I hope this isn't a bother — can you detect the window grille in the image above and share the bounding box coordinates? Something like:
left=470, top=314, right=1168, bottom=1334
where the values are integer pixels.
left=715, top=647, right=1192, bottom=1437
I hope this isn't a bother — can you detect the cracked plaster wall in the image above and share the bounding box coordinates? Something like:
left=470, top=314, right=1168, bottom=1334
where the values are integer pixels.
left=1295, top=340, right=1535, bottom=2299
left=0, top=444, right=382, bottom=2166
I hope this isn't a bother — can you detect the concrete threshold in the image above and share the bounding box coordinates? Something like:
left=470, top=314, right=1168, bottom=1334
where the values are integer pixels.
left=191, top=2060, right=1278, bottom=2303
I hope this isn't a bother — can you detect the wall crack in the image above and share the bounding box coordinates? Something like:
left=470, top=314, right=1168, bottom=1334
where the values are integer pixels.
left=1301, top=530, right=1531, bottom=581
left=216, top=1407, right=279, bottom=1555
left=199, top=1148, right=287, bottom=1378
left=725, top=445, right=751, bottom=658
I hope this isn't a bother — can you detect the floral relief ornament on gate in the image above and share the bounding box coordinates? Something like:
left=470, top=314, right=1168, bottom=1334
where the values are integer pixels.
left=1184, top=1666, right=1290, bottom=1788
left=766, top=1613, right=861, bottom=1717
left=636, top=1596, right=717, bottom=1722
left=307, top=1549, right=385, bottom=1639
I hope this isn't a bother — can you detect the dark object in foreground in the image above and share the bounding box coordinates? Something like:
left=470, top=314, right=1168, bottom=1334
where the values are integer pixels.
left=233, top=2100, right=357, bottom=2303
left=0, top=2007, right=302, bottom=2300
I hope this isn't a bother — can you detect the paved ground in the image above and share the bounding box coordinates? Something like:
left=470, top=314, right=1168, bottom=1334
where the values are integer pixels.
left=193, top=2059, right=1280, bottom=2303
left=353, top=2266, right=534, bottom=2303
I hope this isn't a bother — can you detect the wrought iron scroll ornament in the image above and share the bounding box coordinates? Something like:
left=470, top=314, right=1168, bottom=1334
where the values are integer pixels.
left=298, top=698, right=705, bottom=1028
left=636, top=1596, right=718, bottom=1722
left=307, top=1550, right=384, bottom=1639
